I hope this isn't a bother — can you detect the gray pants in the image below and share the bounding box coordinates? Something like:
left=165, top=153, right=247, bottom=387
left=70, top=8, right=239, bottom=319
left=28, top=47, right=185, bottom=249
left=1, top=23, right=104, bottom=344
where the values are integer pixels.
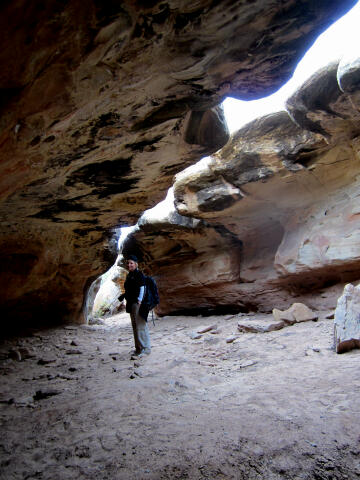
left=130, top=303, right=151, bottom=353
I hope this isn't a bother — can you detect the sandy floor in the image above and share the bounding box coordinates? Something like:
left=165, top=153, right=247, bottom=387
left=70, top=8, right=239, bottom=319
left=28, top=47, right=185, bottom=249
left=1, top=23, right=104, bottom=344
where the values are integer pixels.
left=1, top=311, right=360, bottom=480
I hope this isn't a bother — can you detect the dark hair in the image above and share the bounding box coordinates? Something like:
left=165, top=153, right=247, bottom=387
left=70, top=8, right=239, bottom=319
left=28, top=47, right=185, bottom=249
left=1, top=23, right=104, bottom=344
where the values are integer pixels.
left=127, top=254, right=138, bottom=263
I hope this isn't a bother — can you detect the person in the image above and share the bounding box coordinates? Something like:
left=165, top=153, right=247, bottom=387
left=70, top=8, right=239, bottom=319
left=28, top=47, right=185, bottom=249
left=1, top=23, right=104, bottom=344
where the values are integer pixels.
left=119, top=255, right=151, bottom=358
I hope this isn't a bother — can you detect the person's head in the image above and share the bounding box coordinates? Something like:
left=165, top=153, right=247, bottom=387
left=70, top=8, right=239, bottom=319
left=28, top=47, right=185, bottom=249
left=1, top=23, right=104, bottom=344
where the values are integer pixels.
left=126, top=254, right=138, bottom=271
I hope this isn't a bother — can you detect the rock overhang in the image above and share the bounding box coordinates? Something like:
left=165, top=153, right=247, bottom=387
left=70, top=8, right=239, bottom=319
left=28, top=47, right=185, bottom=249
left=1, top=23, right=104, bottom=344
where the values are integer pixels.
left=128, top=55, right=360, bottom=314
left=0, top=0, right=357, bottom=329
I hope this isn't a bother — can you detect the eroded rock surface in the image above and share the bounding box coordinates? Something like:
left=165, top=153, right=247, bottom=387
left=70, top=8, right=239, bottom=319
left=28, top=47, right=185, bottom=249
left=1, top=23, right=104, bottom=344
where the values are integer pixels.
left=0, top=0, right=357, bottom=329
left=126, top=56, right=360, bottom=315
left=334, top=283, right=360, bottom=353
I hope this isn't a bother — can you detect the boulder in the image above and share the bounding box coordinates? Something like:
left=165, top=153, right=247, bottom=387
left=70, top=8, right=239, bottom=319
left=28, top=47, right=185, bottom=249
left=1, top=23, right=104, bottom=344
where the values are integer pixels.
left=273, top=303, right=318, bottom=325
left=334, top=283, right=360, bottom=353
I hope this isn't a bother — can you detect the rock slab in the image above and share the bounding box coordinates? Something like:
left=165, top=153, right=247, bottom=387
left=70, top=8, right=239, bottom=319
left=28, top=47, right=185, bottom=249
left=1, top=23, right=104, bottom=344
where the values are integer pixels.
left=238, top=316, right=285, bottom=333
left=334, top=283, right=360, bottom=353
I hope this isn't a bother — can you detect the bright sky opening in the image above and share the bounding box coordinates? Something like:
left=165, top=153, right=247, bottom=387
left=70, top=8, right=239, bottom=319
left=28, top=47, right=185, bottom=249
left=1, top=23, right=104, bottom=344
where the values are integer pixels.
left=223, top=1, right=360, bottom=133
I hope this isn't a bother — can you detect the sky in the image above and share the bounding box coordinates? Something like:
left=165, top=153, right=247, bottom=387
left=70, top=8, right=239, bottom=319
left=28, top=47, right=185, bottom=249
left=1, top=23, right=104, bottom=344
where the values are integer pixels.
left=223, top=1, right=360, bottom=133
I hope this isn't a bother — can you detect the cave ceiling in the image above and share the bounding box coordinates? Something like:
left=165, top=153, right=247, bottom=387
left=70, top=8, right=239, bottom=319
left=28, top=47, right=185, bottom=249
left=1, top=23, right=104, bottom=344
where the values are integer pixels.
left=0, top=0, right=356, bottom=328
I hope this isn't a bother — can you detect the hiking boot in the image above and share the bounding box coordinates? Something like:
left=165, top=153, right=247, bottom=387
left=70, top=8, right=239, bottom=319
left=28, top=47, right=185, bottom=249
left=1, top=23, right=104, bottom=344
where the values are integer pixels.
left=138, top=348, right=151, bottom=358
left=130, top=350, right=142, bottom=360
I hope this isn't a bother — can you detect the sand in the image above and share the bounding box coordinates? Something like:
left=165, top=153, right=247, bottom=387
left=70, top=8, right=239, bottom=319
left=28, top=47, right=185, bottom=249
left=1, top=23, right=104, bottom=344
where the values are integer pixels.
left=1, top=311, right=360, bottom=479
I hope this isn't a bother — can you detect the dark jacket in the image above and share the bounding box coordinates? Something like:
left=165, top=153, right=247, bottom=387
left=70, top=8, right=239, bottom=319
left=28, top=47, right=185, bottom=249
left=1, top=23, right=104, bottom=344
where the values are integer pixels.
left=119, top=269, right=145, bottom=313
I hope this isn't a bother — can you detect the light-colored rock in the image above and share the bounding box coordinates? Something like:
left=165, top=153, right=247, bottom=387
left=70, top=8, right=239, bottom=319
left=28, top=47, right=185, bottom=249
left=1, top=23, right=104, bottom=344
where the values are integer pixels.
left=226, top=335, right=237, bottom=344
left=197, top=324, right=217, bottom=334
left=288, top=303, right=318, bottom=323
left=210, top=329, right=221, bottom=334
left=272, top=308, right=295, bottom=325
left=238, top=316, right=285, bottom=333
left=190, top=332, right=202, bottom=340
left=92, top=262, right=127, bottom=319
left=334, top=283, right=360, bottom=353
left=239, top=360, right=258, bottom=368
left=273, top=303, right=318, bottom=324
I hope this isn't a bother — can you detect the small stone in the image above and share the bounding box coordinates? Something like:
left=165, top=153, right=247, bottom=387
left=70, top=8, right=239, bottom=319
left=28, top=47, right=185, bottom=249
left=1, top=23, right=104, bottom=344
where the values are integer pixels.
left=226, top=335, right=237, bottom=343
left=33, top=389, right=61, bottom=401
left=66, top=350, right=82, bottom=355
left=70, top=340, right=78, bottom=346
left=18, top=347, right=33, bottom=359
left=68, top=367, right=77, bottom=372
left=75, top=445, right=91, bottom=458
left=312, top=347, right=321, bottom=352
left=190, top=332, right=202, bottom=340
left=239, top=360, right=257, bottom=368
left=15, top=396, right=35, bottom=408
left=8, top=349, right=21, bottom=361
left=37, top=357, right=56, bottom=365
left=129, top=374, right=136, bottom=379
left=197, top=324, right=217, bottom=334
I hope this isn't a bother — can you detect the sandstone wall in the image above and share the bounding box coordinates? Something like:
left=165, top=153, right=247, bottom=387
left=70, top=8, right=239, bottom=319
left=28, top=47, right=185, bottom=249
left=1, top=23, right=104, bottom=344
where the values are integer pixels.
left=0, top=0, right=356, bottom=329
left=126, top=58, right=360, bottom=315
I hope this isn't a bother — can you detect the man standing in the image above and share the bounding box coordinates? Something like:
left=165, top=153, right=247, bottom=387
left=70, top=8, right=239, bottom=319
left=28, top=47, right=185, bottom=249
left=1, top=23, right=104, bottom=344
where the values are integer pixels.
left=119, top=255, right=151, bottom=357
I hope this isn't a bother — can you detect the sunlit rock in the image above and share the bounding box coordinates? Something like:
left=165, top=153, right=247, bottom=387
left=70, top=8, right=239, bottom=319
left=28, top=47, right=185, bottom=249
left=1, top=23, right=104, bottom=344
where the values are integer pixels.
left=334, top=283, right=360, bottom=353
left=92, top=263, right=126, bottom=319
left=286, top=60, right=360, bottom=141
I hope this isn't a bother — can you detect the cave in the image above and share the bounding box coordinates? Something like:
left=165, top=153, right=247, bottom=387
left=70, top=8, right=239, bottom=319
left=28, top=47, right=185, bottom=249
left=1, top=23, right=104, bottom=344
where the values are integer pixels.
left=1, top=1, right=360, bottom=478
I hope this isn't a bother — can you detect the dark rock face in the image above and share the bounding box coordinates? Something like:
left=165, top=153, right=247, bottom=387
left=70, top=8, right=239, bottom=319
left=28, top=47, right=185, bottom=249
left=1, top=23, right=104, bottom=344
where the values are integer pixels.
left=127, top=58, right=360, bottom=315
left=0, top=0, right=356, bottom=329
